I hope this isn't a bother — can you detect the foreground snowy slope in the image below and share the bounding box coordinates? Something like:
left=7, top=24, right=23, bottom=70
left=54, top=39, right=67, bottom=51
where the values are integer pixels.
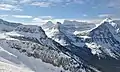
left=0, top=42, right=68, bottom=72
left=0, top=45, right=33, bottom=72
left=0, top=61, right=33, bottom=72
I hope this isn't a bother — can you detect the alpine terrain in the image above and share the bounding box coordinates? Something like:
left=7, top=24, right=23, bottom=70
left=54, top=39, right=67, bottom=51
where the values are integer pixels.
left=0, top=18, right=120, bottom=72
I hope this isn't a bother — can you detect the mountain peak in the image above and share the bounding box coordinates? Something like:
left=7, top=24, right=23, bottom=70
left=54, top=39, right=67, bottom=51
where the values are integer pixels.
left=63, top=20, right=73, bottom=25
left=52, top=22, right=62, bottom=30
left=56, top=22, right=61, bottom=25
left=15, top=25, right=45, bottom=34
left=46, top=21, right=54, bottom=25
left=42, top=21, right=54, bottom=29
left=0, top=19, right=3, bottom=21
left=101, top=18, right=112, bottom=23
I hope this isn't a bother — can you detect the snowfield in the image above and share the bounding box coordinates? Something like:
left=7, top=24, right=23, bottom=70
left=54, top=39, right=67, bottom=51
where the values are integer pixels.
left=0, top=61, right=33, bottom=72
left=0, top=43, right=69, bottom=72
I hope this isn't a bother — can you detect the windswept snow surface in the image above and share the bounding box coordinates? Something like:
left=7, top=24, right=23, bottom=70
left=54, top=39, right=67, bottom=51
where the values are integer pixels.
left=0, top=61, right=33, bottom=72
left=0, top=46, right=33, bottom=72
left=0, top=43, right=69, bottom=72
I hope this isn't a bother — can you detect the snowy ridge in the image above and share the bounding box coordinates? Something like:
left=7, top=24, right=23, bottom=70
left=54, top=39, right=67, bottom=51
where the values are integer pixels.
left=42, top=21, right=54, bottom=29
left=43, top=21, right=85, bottom=47
left=42, top=21, right=94, bottom=67
left=0, top=20, right=98, bottom=72
left=86, top=18, right=120, bottom=59
left=2, top=18, right=120, bottom=72
left=62, top=20, right=95, bottom=33
left=43, top=22, right=72, bottom=46
left=0, top=42, right=68, bottom=72
left=6, top=25, right=59, bottom=49
left=0, top=19, right=21, bottom=32
left=0, top=33, right=88, bottom=72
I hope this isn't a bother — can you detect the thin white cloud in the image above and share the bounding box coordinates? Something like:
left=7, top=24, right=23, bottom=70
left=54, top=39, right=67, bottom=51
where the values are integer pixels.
left=30, top=0, right=85, bottom=7
left=31, top=17, right=48, bottom=25
left=73, top=0, right=84, bottom=4
left=33, top=18, right=43, bottom=22
left=0, top=0, right=85, bottom=9
left=98, top=14, right=113, bottom=18
left=0, top=0, right=32, bottom=11
left=39, top=16, right=53, bottom=20
left=47, top=0, right=84, bottom=4
left=32, top=16, right=53, bottom=23
left=12, top=15, right=33, bottom=18
left=32, top=16, right=53, bottom=22
left=0, top=4, right=22, bottom=11
left=32, top=16, right=54, bottom=25
left=31, top=2, right=51, bottom=7
left=0, top=0, right=18, bottom=4
left=1, top=0, right=31, bottom=4
left=107, top=0, right=120, bottom=8
left=0, top=4, right=15, bottom=11
left=83, top=14, right=87, bottom=17
left=0, top=14, right=9, bottom=17
left=13, top=8, right=23, bottom=11
left=20, top=0, right=32, bottom=4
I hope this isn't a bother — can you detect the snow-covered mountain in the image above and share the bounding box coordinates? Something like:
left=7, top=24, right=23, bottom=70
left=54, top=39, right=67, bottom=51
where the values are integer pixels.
left=42, top=21, right=54, bottom=29
left=81, top=18, right=120, bottom=72
left=42, top=21, right=87, bottom=47
left=42, top=18, right=120, bottom=72
left=42, top=22, right=95, bottom=67
left=41, top=20, right=95, bottom=48
left=0, top=19, right=22, bottom=32
left=86, top=18, right=120, bottom=58
left=0, top=19, right=100, bottom=72
left=42, top=20, right=96, bottom=35
left=62, top=20, right=96, bottom=34
left=43, top=22, right=72, bottom=46
left=113, top=20, right=120, bottom=29
left=1, top=18, right=120, bottom=72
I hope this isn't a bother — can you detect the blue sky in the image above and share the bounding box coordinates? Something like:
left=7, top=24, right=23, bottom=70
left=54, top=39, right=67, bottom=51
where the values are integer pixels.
left=0, top=0, right=120, bottom=25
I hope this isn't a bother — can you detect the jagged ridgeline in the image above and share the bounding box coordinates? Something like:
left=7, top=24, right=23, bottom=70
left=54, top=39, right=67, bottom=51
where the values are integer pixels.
left=0, top=18, right=120, bottom=72
left=0, top=19, right=98, bottom=72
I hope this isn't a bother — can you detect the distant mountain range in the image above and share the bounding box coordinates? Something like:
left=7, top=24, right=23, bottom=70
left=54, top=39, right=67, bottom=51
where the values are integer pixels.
left=0, top=18, right=120, bottom=72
